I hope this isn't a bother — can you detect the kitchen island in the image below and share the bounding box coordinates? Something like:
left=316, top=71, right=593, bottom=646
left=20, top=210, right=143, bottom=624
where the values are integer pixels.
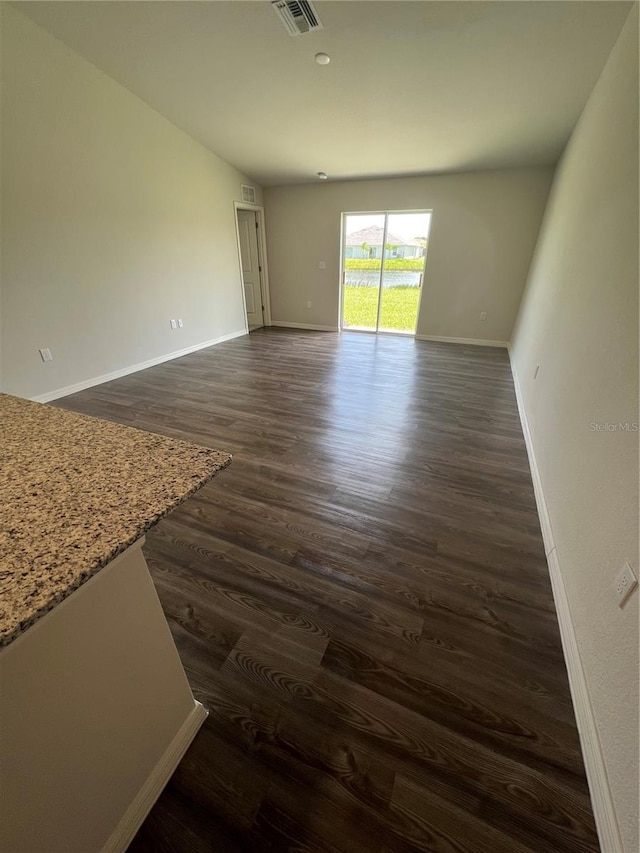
left=0, top=394, right=231, bottom=852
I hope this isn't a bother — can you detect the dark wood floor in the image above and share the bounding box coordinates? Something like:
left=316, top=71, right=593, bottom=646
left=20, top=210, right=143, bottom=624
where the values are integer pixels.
left=55, top=329, right=598, bottom=853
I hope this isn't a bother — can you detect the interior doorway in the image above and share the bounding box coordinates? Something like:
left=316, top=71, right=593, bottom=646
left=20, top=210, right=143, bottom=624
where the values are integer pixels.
left=340, top=210, right=432, bottom=334
left=234, top=203, right=271, bottom=331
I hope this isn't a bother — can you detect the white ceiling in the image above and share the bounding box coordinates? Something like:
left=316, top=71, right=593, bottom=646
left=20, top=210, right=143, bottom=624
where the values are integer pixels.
left=14, top=1, right=632, bottom=187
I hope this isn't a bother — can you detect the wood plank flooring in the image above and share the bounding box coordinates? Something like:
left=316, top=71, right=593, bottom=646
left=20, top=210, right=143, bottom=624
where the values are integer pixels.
left=54, top=329, right=599, bottom=852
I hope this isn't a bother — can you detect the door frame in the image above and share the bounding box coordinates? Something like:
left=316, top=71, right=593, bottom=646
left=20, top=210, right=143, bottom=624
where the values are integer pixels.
left=233, top=201, right=272, bottom=332
left=338, top=208, right=432, bottom=337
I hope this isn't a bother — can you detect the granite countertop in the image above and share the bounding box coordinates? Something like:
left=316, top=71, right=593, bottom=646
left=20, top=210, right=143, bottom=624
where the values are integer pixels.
left=0, top=394, right=231, bottom=648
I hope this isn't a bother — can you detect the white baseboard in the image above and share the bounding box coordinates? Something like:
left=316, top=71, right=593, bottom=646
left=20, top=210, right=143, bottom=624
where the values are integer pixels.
left=510, top=357, right=555, bottom=556
left=509, top=351, right=623, bottom=853
left=415, top=334, right=509, bottom=348
left=102, top=701, right=208, bottom=853
left=270, top=321, right=339, bottom=332
left=31, top=330, right=247, bottom=403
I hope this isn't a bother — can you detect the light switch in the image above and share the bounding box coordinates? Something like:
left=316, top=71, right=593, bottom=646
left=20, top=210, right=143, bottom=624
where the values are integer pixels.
left=318, top=261, right=326, bottom=269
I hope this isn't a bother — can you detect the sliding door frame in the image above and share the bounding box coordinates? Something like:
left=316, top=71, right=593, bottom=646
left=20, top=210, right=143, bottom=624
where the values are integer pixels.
left=338, top=208, right=432, bottom=337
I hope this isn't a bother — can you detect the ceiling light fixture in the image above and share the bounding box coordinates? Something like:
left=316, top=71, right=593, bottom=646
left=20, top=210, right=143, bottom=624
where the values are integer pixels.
left=315, top=53, right=331, bottom=65
left=317, top=171, right=328, bottom=180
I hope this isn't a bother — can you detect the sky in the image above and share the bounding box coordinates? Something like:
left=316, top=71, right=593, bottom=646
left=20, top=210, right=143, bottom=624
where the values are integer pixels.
left=344, top=212, right=432, bottom=242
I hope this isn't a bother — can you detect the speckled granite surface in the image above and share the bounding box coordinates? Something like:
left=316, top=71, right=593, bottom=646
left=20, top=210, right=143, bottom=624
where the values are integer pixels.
left=0, top=394, right=231, bottom=648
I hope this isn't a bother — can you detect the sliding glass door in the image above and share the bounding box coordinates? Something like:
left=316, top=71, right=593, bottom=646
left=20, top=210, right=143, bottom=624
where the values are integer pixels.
left=341, top=210, right=431, bottom=335
left=340, top=213, right=384, bottom=331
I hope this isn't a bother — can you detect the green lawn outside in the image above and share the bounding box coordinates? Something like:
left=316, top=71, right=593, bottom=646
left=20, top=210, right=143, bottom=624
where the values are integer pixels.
left=344, top=258, right=424, bottom=271
left=343, top=285, right=420, bottom=332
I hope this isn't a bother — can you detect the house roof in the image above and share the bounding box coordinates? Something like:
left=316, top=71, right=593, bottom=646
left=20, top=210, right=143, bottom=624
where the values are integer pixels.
left=345, top=226, right=420, bottom=247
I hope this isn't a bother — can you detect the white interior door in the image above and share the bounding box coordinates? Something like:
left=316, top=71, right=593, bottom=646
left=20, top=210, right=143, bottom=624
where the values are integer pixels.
left=237, top=209, right=263, bottom=330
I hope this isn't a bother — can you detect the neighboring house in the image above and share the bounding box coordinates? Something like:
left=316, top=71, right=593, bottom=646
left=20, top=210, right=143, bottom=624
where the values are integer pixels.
left=344, top=226, right=425, bottom=260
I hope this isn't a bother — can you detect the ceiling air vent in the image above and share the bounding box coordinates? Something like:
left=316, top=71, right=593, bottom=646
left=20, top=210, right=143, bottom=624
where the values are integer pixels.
left=272, top=0, right=323, bottom=36
left=241, top=185, right=256, bottom=204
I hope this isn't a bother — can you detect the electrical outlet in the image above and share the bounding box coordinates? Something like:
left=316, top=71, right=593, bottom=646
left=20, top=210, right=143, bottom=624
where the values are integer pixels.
left=169, top=319, right=177, bottom=329
left=177, top=319, right=183, bottom=328
left=614, top=562, right=637, bottom=607
left=307, top=301, right=312, bottom=309
left=480, top=312, right=487, bottom=321
left=318, top=261, right=326, bottom=270
left=39, top=348, right=53, bottom=363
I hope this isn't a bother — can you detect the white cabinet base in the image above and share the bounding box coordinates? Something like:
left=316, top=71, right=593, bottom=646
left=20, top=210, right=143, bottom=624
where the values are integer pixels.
left=0, top=539, right=206, bottom=853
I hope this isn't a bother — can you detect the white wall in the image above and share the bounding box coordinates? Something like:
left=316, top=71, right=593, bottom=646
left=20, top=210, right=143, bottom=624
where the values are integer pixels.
left=264, top=168, right=553, bottom=341
left=0, top=5, right=262, bottom=401
left=510, top=7, right=639, bottom=851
